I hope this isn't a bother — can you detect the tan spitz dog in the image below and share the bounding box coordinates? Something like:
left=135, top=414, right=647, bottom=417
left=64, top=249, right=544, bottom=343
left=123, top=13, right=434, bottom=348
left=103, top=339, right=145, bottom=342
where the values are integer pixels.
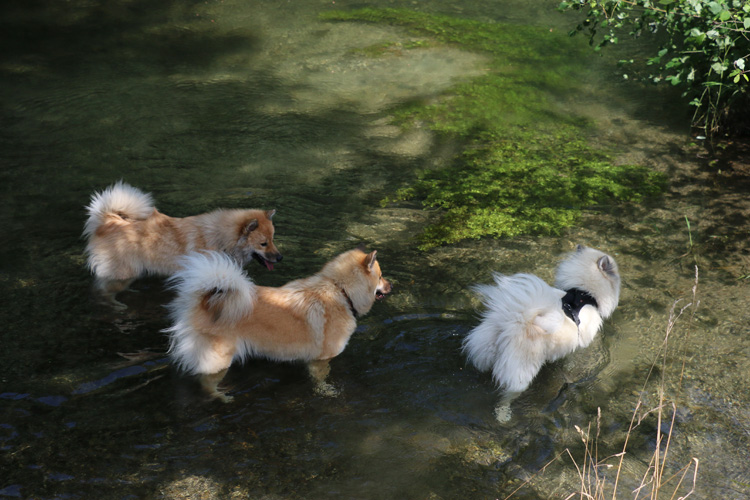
left=84, top=181, right=282, bottom=310
left=165, top=248, right=392, bottom=402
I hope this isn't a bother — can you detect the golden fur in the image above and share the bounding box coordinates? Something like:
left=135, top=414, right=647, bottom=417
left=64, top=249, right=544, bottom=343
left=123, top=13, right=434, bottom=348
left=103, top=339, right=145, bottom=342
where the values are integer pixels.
left=83, top=181, right=281, bottom=309
left=165, top=248, right=392, bottom=401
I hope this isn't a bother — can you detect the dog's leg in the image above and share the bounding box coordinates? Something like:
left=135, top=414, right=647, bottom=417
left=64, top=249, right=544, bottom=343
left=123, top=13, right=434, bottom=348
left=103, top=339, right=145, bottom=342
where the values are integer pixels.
left=199, top=368, right=233, bottom=403
left=307, top=359, right=331, bottom=381
left=308, top=359, right=338, bottom=397
left=494, top=391, right=522, bottom=423
left=96, top=277, right=135, bottom=311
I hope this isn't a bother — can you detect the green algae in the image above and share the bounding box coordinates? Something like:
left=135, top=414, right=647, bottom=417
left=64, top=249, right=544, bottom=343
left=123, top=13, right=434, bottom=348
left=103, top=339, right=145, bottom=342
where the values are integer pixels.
left=321, top=8, right=667, bottom=250
left=389, top=129, right=666, bottom=249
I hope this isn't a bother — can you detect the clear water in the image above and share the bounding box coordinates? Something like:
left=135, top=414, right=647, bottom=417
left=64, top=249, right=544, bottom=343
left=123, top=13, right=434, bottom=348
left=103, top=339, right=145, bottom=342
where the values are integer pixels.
left=1, top=0, right=749, bottom=498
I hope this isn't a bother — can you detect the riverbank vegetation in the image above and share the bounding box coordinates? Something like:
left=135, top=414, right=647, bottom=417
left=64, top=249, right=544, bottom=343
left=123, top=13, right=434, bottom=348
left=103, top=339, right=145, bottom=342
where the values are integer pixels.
left=559, top=0, right=750, bottom=138
left=321, top=8, right=667, bottom=249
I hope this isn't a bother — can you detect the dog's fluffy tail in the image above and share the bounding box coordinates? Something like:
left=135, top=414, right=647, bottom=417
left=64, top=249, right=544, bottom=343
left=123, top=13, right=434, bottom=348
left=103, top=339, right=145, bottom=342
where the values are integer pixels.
left=165, top=251, right=257, bottom=375
left=83, top=181, right=154, bottom=238
left=463, top=273, right=567, bottom=392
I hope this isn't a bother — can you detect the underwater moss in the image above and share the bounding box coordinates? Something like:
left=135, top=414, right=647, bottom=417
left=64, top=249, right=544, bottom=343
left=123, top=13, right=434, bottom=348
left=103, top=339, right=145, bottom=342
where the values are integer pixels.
left=389, top=129, right=666, bottom=249
left=321, top=8, right=667, bottom=250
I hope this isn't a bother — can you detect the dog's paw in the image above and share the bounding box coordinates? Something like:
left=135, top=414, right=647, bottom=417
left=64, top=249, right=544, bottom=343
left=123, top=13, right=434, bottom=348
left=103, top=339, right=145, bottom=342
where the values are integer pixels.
left=212, top=391, right=234, bottom=403
left=96, top=296, right=128, bottom=311
left=314, top=381, right=339, bottom=398
left=108, top=299, right=129, bottom=311
left=493, top=391, right=521, bottom=423
left=494, top=403, right=512, bottom=423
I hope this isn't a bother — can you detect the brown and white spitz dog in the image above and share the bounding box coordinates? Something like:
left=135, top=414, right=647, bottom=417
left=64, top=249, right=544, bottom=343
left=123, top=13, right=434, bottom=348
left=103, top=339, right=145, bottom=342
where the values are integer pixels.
left=164, top=248, right=392, bottom=402
left=83, top=181, right=281, bottom=309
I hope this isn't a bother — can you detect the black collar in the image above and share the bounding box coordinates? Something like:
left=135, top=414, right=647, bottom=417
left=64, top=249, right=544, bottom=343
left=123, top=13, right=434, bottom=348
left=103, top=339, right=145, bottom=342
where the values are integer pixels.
left=561, top=288, right=598, bottom=326
left=340, top=287, right=359, bottom=318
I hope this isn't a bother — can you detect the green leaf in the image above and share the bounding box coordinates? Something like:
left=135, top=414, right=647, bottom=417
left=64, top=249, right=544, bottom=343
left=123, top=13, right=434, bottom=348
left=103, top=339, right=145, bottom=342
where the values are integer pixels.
left=719, top=10, right=731, bottom=21
left=708, top=2, right=723, bottom=15
left=744, top=17, right=750, bottom=29
left=693, top=33, right=706, bottom=44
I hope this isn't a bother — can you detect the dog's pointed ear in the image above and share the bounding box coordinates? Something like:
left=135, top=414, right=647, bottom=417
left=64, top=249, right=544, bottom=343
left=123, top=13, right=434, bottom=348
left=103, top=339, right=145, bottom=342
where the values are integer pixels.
left=265, top=209, right=276, bottom=220
left=364, top=250, right=378, bottom=271
left=240, top=218, right=259, bottom=236
left=598, top=255, right=616, bottom=276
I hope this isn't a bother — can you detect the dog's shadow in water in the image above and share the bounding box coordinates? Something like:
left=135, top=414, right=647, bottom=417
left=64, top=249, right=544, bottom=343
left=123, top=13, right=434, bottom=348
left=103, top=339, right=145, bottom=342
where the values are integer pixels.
left=492, top=372, right=568, bottom=424
left=496, top=347, right=610, bottom=424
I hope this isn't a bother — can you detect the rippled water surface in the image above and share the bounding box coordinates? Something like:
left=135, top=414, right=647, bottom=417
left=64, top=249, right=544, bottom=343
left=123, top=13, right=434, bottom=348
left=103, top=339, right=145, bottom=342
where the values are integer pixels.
left=2, top=0, right=749, bottom=498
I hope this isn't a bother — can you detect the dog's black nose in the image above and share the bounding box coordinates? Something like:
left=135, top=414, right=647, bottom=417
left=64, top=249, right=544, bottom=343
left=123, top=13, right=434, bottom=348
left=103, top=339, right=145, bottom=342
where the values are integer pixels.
left=276, top=253, right=283, bottom=262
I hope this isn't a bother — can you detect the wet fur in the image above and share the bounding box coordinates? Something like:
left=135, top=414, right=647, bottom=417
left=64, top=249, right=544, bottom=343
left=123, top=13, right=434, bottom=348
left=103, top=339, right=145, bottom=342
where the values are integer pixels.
left=463, top=246, right=620, bottom=394
left=83, top=181, right=281, bottom=309
left=165, top=248, right=391, bottom=401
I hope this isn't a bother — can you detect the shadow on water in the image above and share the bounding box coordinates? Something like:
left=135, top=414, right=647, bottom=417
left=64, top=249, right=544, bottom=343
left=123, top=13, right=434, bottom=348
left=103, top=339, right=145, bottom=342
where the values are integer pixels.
left=1, top=0, right=259, bottom=71
left=2, top=0, right=750, bottom=499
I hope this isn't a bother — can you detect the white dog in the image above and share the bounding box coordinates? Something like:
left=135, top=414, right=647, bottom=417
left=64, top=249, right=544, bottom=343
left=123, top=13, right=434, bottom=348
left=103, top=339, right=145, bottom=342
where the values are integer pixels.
left=463, top=246, right=620, bottom=420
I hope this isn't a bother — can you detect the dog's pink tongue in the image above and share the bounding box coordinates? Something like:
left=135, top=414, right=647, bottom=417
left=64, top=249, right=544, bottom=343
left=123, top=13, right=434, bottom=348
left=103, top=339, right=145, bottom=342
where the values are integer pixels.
left=265, top=261, right=274, bottom=271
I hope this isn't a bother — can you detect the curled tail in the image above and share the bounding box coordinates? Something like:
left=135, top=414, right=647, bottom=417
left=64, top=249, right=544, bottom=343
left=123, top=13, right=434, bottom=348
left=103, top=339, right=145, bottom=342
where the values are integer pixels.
left=165, top=251, right=257, bottom=375
left=83, top=181, right=154, bottom=238
left=463, top=273, right=567, bottom=392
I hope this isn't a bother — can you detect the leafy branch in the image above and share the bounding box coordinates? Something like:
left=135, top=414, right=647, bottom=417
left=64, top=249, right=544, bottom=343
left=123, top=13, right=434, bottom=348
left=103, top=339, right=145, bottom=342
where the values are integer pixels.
left=559, top=0, right=750, bottom=138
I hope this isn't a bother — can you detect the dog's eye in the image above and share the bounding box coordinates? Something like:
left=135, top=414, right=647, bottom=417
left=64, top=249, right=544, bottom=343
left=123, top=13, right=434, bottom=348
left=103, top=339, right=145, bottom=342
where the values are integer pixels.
left=261, top=242, right=268, bottom=247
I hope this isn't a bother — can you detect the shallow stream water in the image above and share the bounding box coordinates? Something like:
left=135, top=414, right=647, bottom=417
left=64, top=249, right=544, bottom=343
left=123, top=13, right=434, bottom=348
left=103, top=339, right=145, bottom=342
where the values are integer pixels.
left=2, top=0, right=749, bottom=498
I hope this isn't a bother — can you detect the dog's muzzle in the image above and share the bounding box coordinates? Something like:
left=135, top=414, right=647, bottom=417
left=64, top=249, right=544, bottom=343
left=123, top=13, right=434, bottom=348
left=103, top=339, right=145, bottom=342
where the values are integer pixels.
left=376, top=281, right=392, bottom=300
left=254, top=252, right=282, bottom=270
